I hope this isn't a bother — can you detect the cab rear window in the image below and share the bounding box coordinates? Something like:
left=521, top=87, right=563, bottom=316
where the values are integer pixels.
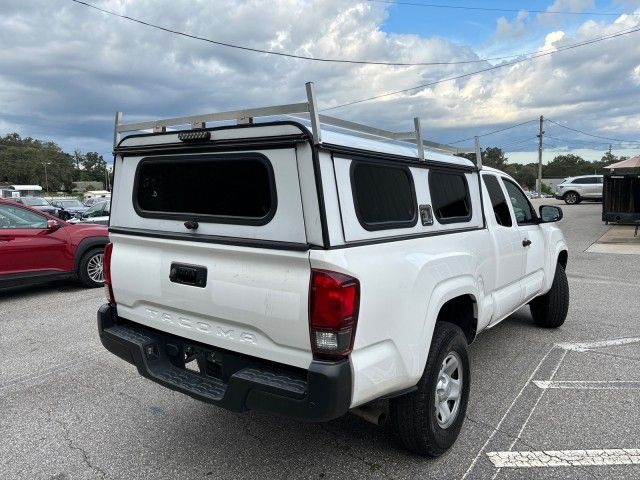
left=134, top=153, right=276, bottom=225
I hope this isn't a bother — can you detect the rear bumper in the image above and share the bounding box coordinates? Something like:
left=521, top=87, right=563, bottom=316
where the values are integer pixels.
left=97, top=304, right=352, bottom=421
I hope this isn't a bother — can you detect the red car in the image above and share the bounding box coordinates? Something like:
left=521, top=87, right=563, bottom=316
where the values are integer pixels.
left=0, top=198, right=109, bottom=289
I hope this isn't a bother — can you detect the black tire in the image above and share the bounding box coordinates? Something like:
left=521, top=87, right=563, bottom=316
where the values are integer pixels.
left=78, top=248, right=105, bottom=288
left=563, top=191, right=579, bottom=205
left=389, top=322, right=470, bottom=457
left=58, top=211, right=70, bottom=221
left=529, top=263, right=569, bottom=328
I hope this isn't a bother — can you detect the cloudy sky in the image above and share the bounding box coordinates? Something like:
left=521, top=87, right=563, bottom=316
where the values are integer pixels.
left=2, top=0, right=640, bottom=165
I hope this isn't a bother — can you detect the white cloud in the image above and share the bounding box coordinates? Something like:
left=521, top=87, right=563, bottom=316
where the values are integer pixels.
left=0, top=0, right=639, bottom=160
left=495, top=10, right=530, bottom=39
left=537, top=0, right=596, bottom=24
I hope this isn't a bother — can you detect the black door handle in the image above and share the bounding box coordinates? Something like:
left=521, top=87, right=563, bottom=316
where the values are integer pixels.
left=522, top=239, right=532, bottom=247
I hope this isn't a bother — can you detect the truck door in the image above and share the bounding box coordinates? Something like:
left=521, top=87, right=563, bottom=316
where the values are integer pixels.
left=501, top=178, right=546, bottom=303
left=481, top=174, right=525, bottom=324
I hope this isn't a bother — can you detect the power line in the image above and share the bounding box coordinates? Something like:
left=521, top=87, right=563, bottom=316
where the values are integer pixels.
left=367, top=0, right=630, bottom=16
left=69, top=0, right=639, bottom=68
left=500, top=136, right=539, bottom=149
left=546, top=119, right=640, bottom=143
left=545, top=134, right=640, bottom=147
left=323, top=24, right=640, bottom=111
left=450, top=119, right=538, bottom=144
left=66, top=0, right=497, bottom=67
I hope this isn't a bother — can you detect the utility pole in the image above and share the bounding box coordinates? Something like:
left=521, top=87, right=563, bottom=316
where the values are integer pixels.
left=536, top=115, right=544, bottom=194
left=44, top=162, right=50, bottom=194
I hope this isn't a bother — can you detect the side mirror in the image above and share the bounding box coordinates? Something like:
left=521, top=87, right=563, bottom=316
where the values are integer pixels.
left=539, top=205, right=563, bottom=223
left=47, top=219, right=61, bottom=230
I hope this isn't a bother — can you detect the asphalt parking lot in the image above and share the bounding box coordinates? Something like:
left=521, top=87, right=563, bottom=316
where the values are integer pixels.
left=1, top=200, right=639, bottom=480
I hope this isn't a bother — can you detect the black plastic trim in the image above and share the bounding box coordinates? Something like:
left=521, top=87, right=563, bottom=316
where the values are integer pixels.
left=97, top=304, right=352, bottom=422
left=0, top=270, right=74, bottom=289
left=319, top=225, right=485, bottom=250
left=132, top=152, right=278, bottom=227
left=74, top=236, right=109, bottom=272
left=115, top=120, right=311, bottom=152
left=322, top=144, right=477, bottom=172
left=108, top=226, right=310, bottom=251
left=349, top=160, right=418, bottom=231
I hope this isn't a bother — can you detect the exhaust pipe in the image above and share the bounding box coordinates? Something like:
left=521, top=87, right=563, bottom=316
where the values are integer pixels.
left=350, top=404, right=387, bottom=426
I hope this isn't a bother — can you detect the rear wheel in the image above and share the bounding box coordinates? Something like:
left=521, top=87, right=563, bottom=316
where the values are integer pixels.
left=389, top=322, right=470, bottom=457
left=78, top=248, right=105, bottom=288
left=530, top=263, right=569, bottom=328
left=563, top=191, right=579, bottom=205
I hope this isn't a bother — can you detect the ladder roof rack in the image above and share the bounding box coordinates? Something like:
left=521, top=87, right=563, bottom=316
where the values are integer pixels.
left=114, top=82, right=476, bottom=161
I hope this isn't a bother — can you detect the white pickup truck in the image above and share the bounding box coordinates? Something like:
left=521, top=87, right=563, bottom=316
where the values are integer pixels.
left=98, top=86, right=569, bottom=457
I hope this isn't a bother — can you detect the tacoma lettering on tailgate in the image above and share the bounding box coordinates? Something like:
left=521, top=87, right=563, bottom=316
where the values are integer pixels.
left=144, top=308, right=257, bottom=344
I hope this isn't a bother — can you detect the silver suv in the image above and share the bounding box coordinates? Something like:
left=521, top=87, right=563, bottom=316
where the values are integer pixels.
left=555, top=175, right=603, bottom=204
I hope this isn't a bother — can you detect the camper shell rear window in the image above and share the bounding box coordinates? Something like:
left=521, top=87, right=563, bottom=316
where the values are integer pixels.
left=133, top=153, right=277, bottom=225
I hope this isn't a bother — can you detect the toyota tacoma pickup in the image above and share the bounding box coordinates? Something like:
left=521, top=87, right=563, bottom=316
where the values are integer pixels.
left=98, top=88, right=568, bottom=456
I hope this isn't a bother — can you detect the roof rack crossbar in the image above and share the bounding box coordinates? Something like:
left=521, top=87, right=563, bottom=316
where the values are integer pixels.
left=113, top=82, right=475, bottom=157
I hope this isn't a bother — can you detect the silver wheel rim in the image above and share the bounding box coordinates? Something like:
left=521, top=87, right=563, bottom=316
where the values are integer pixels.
left=87, top=253, right=104, bottom=283
left=566, top=193, right=577, bottom=204
left=435, top=352, right=463, bottom=429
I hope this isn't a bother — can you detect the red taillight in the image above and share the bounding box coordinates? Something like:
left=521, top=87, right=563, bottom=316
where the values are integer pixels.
left=309, top=269, right=360, bottom=359
left=103, top=242, right=115, bottom=304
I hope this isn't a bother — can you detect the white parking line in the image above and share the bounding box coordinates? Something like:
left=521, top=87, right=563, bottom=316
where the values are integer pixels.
left=556, top=337, right=640, bottom=352
left=534, top=380, right=640, bottom=390
left=460, top=346, right=558, bottom=480
left=487, top=449, right=640, bottom=468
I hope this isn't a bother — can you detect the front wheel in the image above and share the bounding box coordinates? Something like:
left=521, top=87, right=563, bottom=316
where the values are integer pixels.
left=78, top=248, right=105, bottom=288
left=530, top=263, right=569, bottom=328
left=389, top=322, right=470, bottom=457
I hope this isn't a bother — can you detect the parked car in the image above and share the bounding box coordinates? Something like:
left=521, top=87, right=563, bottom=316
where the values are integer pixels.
left=555, top=175, right=603, bottom=204
left=13, top=196, right=58, bottom=216
left=68, top=200, right=110, bottom=225
left=97, top=102, right=569, bottom=458
left=51, top=199, right=89, bottom=220
left=84, top=196, right=110, bottom=207
left=0, top=198, right=109, bottom=289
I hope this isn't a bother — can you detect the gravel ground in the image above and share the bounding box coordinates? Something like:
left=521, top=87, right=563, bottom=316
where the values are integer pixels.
left=1, top=200, right=639, bottom=480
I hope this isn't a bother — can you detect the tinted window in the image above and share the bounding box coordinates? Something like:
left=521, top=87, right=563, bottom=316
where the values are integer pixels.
left=429, top=171, right=471, bottom=223
left=483, top=175, right=512, bottom=227
left=573, top=177, right=597, bottom=184
left=502, top=179, right=536, bottom=225
left=0, top=203, right=47, bottom=229
left=351, top=162, right=417, bottom=230
left=135, top=154, right=276, bottom=225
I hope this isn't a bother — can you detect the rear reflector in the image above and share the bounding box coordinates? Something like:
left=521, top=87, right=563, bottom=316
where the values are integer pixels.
left=103, top=243, right=115, bottom=304
left=309, top=270, right=360, bottom=359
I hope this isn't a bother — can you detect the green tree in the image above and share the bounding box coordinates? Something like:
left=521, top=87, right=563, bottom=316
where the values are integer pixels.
left=0, top=133, right=75, bottom=192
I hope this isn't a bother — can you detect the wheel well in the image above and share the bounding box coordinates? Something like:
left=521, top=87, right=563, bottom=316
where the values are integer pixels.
left=563, top=190, right=579, bottom=198
left=558, top=250, right=568, bottom=269
left=73, top=237, right=109, bottom=272
left=436, top=295, right=477, bottom=344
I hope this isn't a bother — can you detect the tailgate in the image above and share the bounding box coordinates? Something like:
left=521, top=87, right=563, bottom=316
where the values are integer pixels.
left=110, top=234, right=312, bottom=368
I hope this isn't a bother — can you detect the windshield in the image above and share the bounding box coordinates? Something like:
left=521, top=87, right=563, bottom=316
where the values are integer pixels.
left=61, top=200, right=84, bottom=208
left=85, top=201, right=107, bottom=215
left=24, top=197, right=50, bottom=206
